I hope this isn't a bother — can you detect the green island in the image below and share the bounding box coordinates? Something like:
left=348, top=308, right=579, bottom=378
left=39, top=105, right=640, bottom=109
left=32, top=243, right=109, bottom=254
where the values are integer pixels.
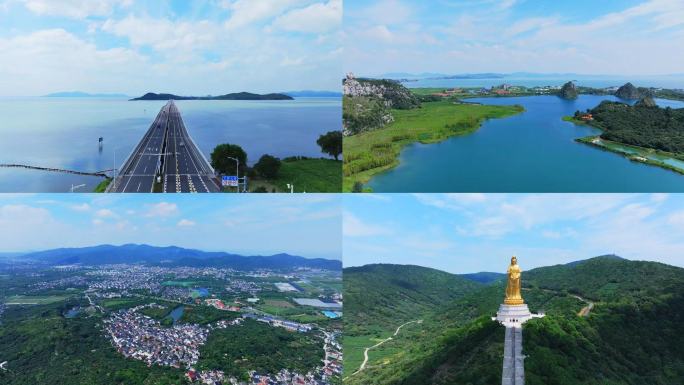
left=344, top=256, right=684, bottom=385
left=564, top=99, right=684, bottom=175
left=342, top=100, right=524, bottom=191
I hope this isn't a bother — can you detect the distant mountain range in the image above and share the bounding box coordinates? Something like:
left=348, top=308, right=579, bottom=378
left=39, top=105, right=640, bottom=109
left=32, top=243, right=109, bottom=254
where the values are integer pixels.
left=459, top=271, right=506, bottom=284
left=130, top=92, right=293, bottom=101
left=43, top=91, right=128, bottom=98
left=376, top=72, right=684, bottom=81
left=283, top=90, right=341, bottom=97
left=16, top=244, right=341, bottom=270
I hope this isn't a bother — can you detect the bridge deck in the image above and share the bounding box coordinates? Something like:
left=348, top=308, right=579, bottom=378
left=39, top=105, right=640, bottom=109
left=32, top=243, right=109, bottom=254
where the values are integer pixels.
left=109, top=101, right=219, bottom=193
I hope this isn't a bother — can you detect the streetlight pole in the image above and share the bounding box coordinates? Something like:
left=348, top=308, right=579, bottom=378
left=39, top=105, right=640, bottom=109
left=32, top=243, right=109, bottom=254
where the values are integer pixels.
left=286, top=183, right=294, bottom=193
left=70, top=184, right=86, bottom=193
left=227, top=156, right=239, bottom=193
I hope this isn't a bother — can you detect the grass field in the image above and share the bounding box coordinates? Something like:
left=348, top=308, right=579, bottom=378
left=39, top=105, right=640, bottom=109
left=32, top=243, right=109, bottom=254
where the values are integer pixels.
left=343, top=101, right=524, bottom=191
left=264, top=299, right=294, bottom=308
left=5, top=294, right=73, bottom=305
left=93, top=178, right=111, bottom=192
left=249, top=158, right=341, bottom=192
left=344, top=334, right=391, bottom=376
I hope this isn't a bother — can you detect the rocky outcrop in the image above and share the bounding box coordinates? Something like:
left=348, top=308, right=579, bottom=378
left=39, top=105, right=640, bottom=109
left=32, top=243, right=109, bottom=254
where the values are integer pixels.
left=615, top=82, right=640, bottom=99
left=635, top=96, right=657, bottom=107
left=559, top=81, right=578, bottom=99
left=342, top=73, right=420, bottom=135
left=343, top=73, right=420, bottom=110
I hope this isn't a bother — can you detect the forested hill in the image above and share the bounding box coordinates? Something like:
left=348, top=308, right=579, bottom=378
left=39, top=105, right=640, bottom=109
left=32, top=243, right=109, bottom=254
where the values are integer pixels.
left=586, top=100, right=684, bottom=154
left=346, top=257, right=684, bottom=385
left=130, top=92, right=293, bottom=101
left=344, top=264, right=482, bottom=335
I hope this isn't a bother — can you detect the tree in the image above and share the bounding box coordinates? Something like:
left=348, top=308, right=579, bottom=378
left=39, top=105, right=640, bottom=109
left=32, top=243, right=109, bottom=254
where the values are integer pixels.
left=254, top=154, right=282, bottom=179
left=316, top=131, right=342, bottom=160
left=210, top=143, right=247, bottom=176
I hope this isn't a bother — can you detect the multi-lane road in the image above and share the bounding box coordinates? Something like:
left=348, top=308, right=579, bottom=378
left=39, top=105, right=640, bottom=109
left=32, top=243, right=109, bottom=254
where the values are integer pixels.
left=108, top=101, right=220, bottom=193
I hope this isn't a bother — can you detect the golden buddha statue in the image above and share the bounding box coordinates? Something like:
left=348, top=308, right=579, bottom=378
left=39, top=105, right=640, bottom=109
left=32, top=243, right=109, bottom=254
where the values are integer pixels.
left=504, top=256, right=524, bottom=305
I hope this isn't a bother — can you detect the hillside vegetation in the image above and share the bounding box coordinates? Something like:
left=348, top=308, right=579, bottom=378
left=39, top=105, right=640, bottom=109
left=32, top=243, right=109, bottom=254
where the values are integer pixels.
left=586, top=101, right=684, bottom=155
left=345, top=257, right=684, bottom=385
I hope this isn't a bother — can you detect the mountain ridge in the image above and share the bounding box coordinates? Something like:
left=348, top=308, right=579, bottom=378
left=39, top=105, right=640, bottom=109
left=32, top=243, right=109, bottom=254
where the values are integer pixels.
left=17, top=244, right=341, bottom=270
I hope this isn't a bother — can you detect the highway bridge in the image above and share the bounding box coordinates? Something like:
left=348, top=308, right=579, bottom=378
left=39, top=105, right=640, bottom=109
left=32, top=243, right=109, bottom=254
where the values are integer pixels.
left=108, top=101, right=220, bottom=193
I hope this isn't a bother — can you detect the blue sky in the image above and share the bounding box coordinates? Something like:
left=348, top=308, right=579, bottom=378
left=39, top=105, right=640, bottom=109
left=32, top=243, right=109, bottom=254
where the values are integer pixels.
left=344, top=0, right=684, bottom=76
left=0, top=194, right=341, bottom=260
left=0, top=0, right=341, bottom=96
left=344, top=194, right=684, bottom=273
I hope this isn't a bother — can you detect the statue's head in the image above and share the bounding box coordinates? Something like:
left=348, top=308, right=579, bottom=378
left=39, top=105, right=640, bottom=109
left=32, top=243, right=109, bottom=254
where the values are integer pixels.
left=511, top=256, right=517, bottom=265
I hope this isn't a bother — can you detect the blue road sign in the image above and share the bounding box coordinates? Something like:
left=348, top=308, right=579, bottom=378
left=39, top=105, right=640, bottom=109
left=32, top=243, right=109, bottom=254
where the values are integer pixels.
left=222, top=175, right=239, bottom=187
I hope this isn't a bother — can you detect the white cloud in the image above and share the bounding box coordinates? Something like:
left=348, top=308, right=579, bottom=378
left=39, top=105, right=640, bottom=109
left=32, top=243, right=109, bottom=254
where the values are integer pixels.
left=0, top=204, right=51, bottom=226
left=20, top=0, right=131, bottom=19
left=221, top=0, right=309, bottom=30
left=271, top=0, right=342, bottom=33
left=343, top=212, right=391, bottom=237
left=70, top=203, right=91, bottom=211
left=95, top=208, right=116, bottom=218
left=177, top=219, right=196, bottom=227
left=101, top=16, right=220, bottom=55
left=145, top=202, right=178, bottom=217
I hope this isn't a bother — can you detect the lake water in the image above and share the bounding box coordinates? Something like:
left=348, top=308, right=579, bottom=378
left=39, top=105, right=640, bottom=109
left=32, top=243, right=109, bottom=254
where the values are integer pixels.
left=64, top=306, right=81, bottom=318
left=367, top=95, right=684, bottom=192
left=169, top=305, right=184, bottom=325
left=0, top=97, right=341, bottom=192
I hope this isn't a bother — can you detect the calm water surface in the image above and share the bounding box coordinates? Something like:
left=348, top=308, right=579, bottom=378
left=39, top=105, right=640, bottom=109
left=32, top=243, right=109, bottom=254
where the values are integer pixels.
left=368, top=95, right=684, bottom=192
left=0, top=97, right=340, bottom=192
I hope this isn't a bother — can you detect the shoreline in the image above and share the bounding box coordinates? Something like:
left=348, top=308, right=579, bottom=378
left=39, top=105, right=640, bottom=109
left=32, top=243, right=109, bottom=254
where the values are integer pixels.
left=563, top=116, right=684, bottom=175
left=343, top=101, right=525, bottom=192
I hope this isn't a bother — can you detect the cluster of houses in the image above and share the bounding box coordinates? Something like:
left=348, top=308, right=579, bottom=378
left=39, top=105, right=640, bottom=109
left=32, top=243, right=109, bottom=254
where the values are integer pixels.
left=29, top=275, right=87, bottom=291
left=321, top=330, right=343, bottom=380
left=226, top=279, right=262, bottom=295
left=205, top=298, right=241, bottom=312
left=104, top=304, right=209, bottom=368
left=185, top=369, right=227, bottom=384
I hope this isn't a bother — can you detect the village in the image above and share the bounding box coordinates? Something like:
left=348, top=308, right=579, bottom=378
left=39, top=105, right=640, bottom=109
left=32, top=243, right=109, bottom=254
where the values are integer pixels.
left=102, top=302, right=342, bottom=385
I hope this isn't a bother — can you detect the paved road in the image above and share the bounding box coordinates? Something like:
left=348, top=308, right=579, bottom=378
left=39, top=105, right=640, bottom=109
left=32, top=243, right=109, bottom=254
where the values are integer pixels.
left=109, top=101, right=219, bottom=193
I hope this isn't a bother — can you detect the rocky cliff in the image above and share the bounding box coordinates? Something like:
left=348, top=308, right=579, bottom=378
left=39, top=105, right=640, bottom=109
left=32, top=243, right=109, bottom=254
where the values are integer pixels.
left=342, top=73, right=420, bottom=135
left=559, top=81, right=578, bottom=99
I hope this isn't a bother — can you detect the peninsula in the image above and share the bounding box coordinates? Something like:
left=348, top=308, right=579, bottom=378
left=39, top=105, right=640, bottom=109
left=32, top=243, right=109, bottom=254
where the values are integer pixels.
left=130, top=92, right=294, bottom=101
left=566, top=99, right=684, bottom=175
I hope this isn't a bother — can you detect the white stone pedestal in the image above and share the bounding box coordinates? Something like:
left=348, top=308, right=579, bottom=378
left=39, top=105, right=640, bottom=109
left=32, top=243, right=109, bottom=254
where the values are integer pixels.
left=494, top=304, right=533, bottom=327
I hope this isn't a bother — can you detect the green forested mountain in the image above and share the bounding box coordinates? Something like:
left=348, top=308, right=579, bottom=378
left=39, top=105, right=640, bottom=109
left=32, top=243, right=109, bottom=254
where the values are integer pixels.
left=344, top=264, right=482, bottom=335
left=345, top=257, right=684, bottom=385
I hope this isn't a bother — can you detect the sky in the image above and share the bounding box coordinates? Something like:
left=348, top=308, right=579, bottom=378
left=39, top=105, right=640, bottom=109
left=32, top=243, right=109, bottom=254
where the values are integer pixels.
left=0, top=194, right=342, bottom=260
left=344, top=0, right=684, bottom=76
left=344, top=193, right=684, bottom=273
left=0, top=0, right=342, bottom=96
